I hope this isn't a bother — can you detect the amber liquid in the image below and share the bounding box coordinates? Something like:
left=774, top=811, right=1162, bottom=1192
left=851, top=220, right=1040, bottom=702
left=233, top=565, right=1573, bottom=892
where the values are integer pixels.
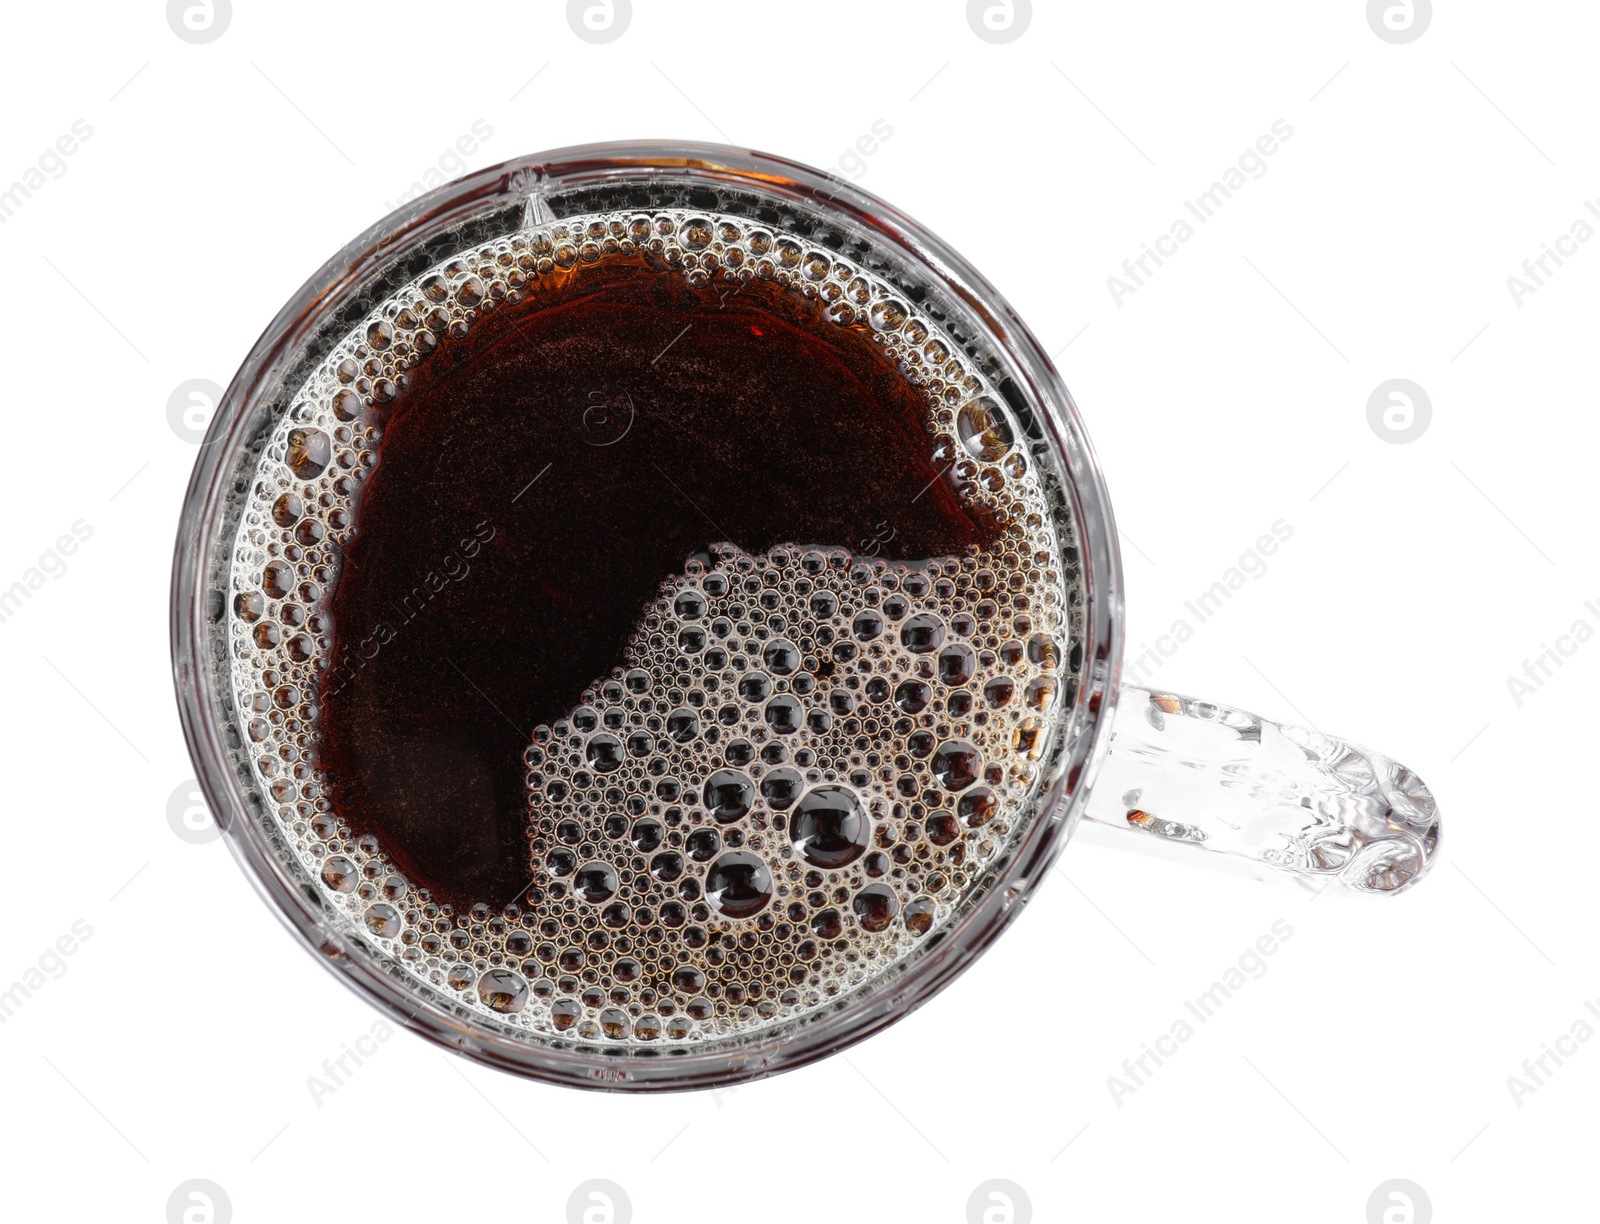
left=318, top=254, right=1000, bottom=910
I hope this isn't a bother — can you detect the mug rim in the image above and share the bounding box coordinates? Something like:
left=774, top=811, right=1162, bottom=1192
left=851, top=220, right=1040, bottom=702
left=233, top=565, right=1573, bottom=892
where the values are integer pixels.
left=169, top=139, right=1127, bottom=1091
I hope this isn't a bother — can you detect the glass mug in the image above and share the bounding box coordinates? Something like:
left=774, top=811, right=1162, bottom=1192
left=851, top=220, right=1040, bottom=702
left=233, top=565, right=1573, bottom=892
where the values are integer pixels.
left=171, top=141, right=1441, bottom=1091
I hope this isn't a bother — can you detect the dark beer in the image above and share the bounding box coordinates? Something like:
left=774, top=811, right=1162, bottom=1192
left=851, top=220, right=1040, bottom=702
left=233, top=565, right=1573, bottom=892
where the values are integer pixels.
left=230, top=210, right=1075, bottom=1043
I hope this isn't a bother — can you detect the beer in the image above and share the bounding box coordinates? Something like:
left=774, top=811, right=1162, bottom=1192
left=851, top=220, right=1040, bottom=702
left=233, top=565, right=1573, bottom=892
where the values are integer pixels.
left=228, top=208, right=1078, bottom=1044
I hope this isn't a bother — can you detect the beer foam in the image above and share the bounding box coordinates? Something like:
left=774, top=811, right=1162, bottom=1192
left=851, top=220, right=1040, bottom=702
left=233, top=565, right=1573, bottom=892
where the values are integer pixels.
left=226, top=210, right=1082, bottom=1045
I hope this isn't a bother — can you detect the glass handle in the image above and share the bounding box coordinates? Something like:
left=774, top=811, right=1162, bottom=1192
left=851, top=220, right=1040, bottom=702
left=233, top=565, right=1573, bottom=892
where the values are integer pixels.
left=1076, top=686, right=1441, bottom=896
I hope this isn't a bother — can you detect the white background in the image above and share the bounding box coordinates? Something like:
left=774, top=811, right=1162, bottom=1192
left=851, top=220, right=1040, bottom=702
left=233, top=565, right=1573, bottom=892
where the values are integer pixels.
left=1, top=2, right=1593, bottom=1221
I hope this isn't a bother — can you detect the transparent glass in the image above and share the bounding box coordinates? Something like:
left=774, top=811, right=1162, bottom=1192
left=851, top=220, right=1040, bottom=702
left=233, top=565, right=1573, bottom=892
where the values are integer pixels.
left=1082, top=687, right=1439, bottom=895
left=170, top=141, right=1440, bottom=1091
